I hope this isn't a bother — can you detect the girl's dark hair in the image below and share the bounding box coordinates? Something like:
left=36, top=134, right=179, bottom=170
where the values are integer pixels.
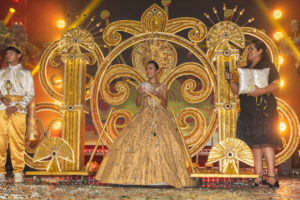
left=147, top=60, right=159, bottom=70
left=5, top=47, right=22, bottom=60
left=251, top=39, right=271, bottom=62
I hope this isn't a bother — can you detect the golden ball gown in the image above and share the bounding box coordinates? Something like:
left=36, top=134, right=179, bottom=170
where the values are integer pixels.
left=95, top=83, right=195, bottom=188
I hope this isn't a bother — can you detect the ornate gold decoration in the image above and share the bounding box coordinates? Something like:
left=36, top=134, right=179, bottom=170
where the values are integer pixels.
left=6, top=42, right=24, bottom=54
left=102, top=4, right=207, bottom=46
left=177, top=108, right=206, bottom=146
left=107, top=109, right=133, bottom=140
left=33, top=137, right=74, bottom=171
left=206, top=21, right=245, bottom=49
left=207, top=138, right=254, bottom=174
left=25, top=102, right=63, bottom=170
left=91, top=32, right=217, bottom=147
left=132, top=35, right=177, bottom=80
left=3, top=80, right=23, bottom=101
left=49, top=75, right=63, bottom=88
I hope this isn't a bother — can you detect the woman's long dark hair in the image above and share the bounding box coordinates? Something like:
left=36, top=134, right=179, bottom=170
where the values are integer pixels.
left=252, top=39, right=271, bottom=62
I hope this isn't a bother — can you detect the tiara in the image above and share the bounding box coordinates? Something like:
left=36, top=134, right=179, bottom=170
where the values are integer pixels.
left=6, top=42, right=24, bottom=54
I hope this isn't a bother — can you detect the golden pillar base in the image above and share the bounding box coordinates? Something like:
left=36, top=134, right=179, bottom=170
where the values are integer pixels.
left=190, top=169, right=258, bottom=178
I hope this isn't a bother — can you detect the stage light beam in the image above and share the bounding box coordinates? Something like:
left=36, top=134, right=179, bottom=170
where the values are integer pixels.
left=57, top=20, right=65, bottom=28
left=273, top=10, right=282, bottom=19
left=254, top=0, right=300, bottom=62
left=4, top=8, right=15, bottom=25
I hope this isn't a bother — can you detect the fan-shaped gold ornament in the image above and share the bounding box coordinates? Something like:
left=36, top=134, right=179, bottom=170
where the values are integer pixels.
left=207, top=138, right=254, bottom=174
left=33, top=137, right=74, bottom=171
left=206, top=21, right=245, bottom=49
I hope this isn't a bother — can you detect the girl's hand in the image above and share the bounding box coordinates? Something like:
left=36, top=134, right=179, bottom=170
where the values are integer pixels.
left=137, top=87, right=143, bottom=95
left=248, top=86, right=266, bottom=97
left=152, top=90, right=161, bottom=99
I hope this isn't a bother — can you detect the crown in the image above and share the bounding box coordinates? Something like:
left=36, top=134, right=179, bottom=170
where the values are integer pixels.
left=6, top=42, right=24, bottom=54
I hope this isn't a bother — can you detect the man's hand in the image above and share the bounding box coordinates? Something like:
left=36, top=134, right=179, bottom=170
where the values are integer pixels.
left=6, top=106, right=18, bottom=116
left=0, top=97, right=10, bottom=106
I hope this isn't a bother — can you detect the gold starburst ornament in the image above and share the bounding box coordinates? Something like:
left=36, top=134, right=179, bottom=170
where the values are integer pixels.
left=207, top=138, right=254, bottom=174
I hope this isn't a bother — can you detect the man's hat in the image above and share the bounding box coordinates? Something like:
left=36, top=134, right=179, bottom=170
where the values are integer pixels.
left=6, top=42, right=24, bottom=54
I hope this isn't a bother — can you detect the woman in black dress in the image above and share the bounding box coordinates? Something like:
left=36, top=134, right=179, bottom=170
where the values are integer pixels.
left=225, top=40, right=282, bottom=188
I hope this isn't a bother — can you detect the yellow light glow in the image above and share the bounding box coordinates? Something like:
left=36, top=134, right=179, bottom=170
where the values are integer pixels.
left=57, top=20, right=65, bottom=28
left=273, top=10, right=282, bottom=18
left=279, top=122, right=286, bottom=131
left=4, top=8, right=16, bottom=24
left=280, top=79, right=284, bottom=87
left=274, top=32, right=283, bottom=40
left=253, top=0, right=300, bottom=64
left=55, top=79, right=63, bottom=88
left=54, top=100, right=63, bottom=106
left=53, top=122, right=62, bottom=129
left=279, top=56, right=283, bottom=65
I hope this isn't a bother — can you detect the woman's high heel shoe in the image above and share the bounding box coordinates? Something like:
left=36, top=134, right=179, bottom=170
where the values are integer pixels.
left=254, top=176, right=265, bottom=187
left=263, top=176, right=279, bottom=188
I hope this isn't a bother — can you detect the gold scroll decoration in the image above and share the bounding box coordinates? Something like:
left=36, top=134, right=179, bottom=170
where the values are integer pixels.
left=107, top=109, right=133, bottom=140
left=100, top=64, right=146, bottom=105
left=102, top=4, right=207, bottom=46
left=177, top=108, right=206, bottom=147
left=163, top=62, right=213, bottom=104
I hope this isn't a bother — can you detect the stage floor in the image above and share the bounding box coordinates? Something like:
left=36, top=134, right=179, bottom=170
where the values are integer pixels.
left=0, top=176, right=299, bottom=199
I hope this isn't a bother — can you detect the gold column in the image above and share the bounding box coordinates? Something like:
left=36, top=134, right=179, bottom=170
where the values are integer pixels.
left=214, top=42, right=240, bottom=171
left=60, top=54, right=89, bottom=171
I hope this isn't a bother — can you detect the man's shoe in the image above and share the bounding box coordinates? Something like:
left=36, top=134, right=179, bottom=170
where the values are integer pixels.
left=14, top=172, right=23, bottom=183
left=0, top=173, right=5, bottom=183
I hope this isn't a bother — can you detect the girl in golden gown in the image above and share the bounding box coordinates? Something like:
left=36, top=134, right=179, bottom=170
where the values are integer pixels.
left=95, top=61, right=195, bottom=188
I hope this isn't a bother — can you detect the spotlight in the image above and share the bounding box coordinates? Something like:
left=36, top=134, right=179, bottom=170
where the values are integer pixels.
left=53, top=122, right=62, bottom=129
left=279, top=122, right=286, bottom=131
left=274, top=32, right=283, bottom=40
left=57, top=20, right=65, bottom=28
left=10, top=8, right=15, bottom=13
left=279, top=56, right=283, bottom=65
left=273, top=10, right=282, bottom=19
left=280, top=79, right=284, bottom=87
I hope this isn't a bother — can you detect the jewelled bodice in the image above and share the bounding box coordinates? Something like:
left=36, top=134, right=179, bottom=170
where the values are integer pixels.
left=142, top=83, right=164, bottom=109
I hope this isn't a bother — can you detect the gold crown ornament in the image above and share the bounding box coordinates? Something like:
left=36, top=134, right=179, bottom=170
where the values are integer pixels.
left=6, top=42, right=24, bottom=54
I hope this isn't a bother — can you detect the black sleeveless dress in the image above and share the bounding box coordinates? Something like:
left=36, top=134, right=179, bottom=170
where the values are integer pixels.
left=236, top=60, right=283, bottom=149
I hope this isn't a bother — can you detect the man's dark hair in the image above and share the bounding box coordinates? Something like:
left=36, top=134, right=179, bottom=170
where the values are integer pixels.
left=5, top=47, right=22, bottom=60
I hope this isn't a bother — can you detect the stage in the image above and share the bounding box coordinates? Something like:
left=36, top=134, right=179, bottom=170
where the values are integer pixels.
left=0, top=176, right=299, bottom=199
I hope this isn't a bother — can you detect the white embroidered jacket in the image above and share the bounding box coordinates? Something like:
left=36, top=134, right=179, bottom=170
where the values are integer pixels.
left=0, top=64, right=35, bottom=114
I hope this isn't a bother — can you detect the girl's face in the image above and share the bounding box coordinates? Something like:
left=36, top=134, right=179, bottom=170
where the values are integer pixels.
left=247, top=43, right=262, bottom=62
left=146, top=63, right=158, bottom=79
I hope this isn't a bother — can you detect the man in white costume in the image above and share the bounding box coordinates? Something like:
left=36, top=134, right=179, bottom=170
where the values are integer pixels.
left=0, top=43, right=35, bottom=183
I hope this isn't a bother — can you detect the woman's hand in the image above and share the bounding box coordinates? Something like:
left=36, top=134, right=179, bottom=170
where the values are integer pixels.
left=152, top=90, right=161, bottom=99
left=248, top=86, right=267, bottom=97
left=137, top=86, right=143, bottom=95
left=224, top=72, right=233, bottom=80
